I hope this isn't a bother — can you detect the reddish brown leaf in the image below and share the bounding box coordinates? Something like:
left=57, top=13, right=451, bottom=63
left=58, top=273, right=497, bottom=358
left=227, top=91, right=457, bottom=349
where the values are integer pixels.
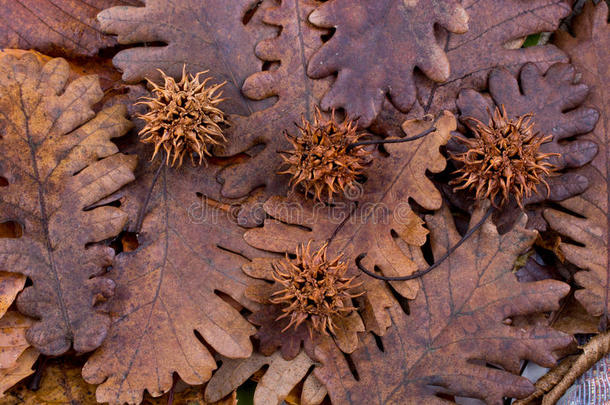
left=455, top=62, right=599, bottom=232
left=373, top=0, right=571, bottom=135
left=306, top=0, right=469, bottom=126
left=97, top=0, right=274, bottom=115
left=81, top=154, right=275, bottom=404
left=0, top=53, right=136, bottom=355
left=244, top=112, right=454, bottom=335
left=543, top=1, right=610, bottom=321
left=216, top=0, right=331, bottom=204
left=314, top=205, right=572, bottom=404
left=0, top=0, right=141, bottom=58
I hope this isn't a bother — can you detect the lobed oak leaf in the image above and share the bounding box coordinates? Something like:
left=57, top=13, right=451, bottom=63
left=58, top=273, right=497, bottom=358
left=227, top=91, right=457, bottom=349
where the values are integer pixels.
left=216, top=0, right=332, bottom=204
left=306, top=0, right=469, bottom=126
left=96, top=0, right=275, bottom=116
left=373, top=0, right=572, bottom=135
left=0, top=312, right=32, bottom=370
left=0, top=355, right=230, bottom=404
left=314, top=205, right=573, bottom=404
left=206, top=351, right=326, bottom=405
left=0, top=52, right=136, bottom=356
left=0, top=0, right=142, bottom=58
left=244, top=112, right=455, bottom=336
left=455, top=62, right=599, bottom=232
left=81, top=152, right=275, bottom=404
left=543, top=1, right=609, bottom=322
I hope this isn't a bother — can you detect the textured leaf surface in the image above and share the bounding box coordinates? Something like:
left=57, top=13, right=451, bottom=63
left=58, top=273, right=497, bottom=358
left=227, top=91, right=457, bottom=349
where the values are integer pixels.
left=456, top=62, right=599, bottom=232
left=306, top=0, right=469, bottom=126
left=97, top=0, right=274, bottom=115
left=314, top=205, right=572, bottom=404
left=206, top=351, right=325, bottom=405
left=245, top=112, right=454, bottom=335
left=0, top=348, right=38, bottom=398
left=82, top=151, right=274, bottom=404
left=544, top=1, right=609, bottom=320
left=0, top=0, right=141, bottom=57
left=217, top=0, right=330, bottom=204
left=0, top=53, right=136, bottom=355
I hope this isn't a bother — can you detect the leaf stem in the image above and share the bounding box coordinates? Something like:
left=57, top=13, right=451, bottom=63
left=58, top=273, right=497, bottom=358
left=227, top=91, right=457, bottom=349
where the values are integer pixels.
left=356, top=207, right=494, bottom=281
left=347, top=126, right=436, bottom=151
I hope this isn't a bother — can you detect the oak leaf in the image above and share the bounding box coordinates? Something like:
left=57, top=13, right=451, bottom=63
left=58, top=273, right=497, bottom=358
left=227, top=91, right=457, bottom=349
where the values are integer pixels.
left=206, top=351, right=326, bottom=405
left=543, top=1, right=609, bottom=321
left=0, top=53, right=136, bottom=355
left=373, top=0, right=572, bottom=135
left=216, top=0, right=331, bottom=204
left=0, top=0, right=141, bottom=58
left=455, top=62, right=599, bottom=232
left=244, top=112, right=454, bottom=335
left=306, top=0, right=469, bottom=126
left=97, top=0, right=274, bottom=115
left=81, top=156, right=274, bottom=404
left=314, top=205, right=572, bottom=404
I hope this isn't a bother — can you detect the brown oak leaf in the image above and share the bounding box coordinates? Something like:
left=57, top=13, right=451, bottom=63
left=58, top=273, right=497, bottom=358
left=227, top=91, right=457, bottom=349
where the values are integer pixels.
left=0, top=53, right=136, bottom=355
left=314, top=205, right=572, bottom=404
left=216, top=0, right=331, bottom=204
left=455, top=62, right=599, bottom=232
left=543, top=1, right=610, bottom=322
left=373, top=0, right=572, bottom=135
left=81, top=155, right=275, bottom=404
left=0, top=0, right=141, bottom=58
left=244, top=112, right=454, bottom=335
left=306, top=0, right=469, bottom=127
left=97, top=0, right=275, bottom=115
left=0, top=355, right=232, bottom=405
left=206, top=351, right=326, bottom=405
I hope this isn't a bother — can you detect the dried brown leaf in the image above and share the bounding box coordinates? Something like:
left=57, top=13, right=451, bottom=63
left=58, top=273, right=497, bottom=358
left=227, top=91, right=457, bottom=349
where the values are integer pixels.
left=0, top=348, right=38, bottom=398
left=374, top=0, right=571, bottom=135
left=0, top=312, right=32, bottom=370
left=244, top=112, right=454, bottom=336
left=206, top=351, right=326, bottom=405
left=314, top=205, right=572, bottom=404
left=97, top=0, right=274, bottom=115
left=0, top=0, right=141, bottom=58
left=512, top=355, right=578, bottom=405
left=306, top=0, right=469, bottom=126
left=544, top=1, right=610, bottom=320
left=0, top=53, right=136, bottom=355
left=81, top=155, right=274, bottom=404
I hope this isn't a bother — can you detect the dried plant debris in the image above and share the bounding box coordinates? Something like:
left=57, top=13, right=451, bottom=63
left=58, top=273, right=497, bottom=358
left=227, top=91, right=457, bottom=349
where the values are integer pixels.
left=451, top=106, right=557, bottom=209
left=544, top=1, right=609, bottom=321
left=138, top=68, right=228, bottom=167
left=97, top=0, right=274, bottom=115
left=279, top=108, right=372, bottom=202
left=245, top=113, right=455, bottom=336
left=307, top=0, right=469, bottom=126
left=314, top=205, right=572, bottom=404
left=0, top=53, right=136, bottom=355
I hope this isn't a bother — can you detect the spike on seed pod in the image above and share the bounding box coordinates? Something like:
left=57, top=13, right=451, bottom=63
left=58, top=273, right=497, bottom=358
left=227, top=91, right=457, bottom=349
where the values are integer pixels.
left=279, top=107, right=372, bottom=202
left=270, top=241, right=363, bottom=336
left=450, top=106, right=558, bottom=209
left=137, top=67, right=229, bottom=168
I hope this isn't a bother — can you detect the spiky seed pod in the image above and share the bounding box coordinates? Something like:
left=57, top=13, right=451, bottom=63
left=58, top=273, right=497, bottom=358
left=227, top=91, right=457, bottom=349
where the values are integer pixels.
left=450, top=106, right=558, bottom=209
left=270, top=241, right=363, bottom=336
left=279, top=108, right=372, bottom=202
left=137, top=67, right=228, bottom=168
